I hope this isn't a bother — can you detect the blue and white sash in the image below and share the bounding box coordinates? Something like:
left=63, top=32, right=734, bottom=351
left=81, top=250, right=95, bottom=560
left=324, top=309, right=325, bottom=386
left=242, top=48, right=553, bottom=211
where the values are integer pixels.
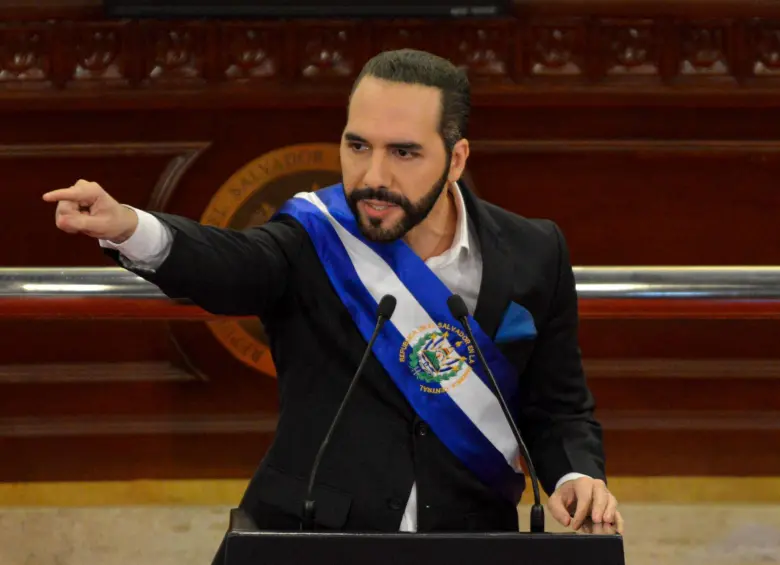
left=276, top=183, right=526, bottom=503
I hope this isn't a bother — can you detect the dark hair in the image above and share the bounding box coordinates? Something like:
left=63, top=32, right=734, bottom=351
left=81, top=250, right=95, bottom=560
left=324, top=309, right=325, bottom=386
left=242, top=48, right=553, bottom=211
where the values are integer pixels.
left=351, top=49, right=471, bottom=152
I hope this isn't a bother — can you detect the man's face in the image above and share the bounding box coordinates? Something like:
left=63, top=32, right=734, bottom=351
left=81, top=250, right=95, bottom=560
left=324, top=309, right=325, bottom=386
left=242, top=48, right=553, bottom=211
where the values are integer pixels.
left=340, top=76, right=466, bottom=242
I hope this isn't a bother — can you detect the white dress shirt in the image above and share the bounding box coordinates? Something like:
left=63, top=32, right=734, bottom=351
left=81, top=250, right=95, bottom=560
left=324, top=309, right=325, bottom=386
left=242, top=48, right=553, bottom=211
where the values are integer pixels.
left=100, top=183, right=587, bottom=530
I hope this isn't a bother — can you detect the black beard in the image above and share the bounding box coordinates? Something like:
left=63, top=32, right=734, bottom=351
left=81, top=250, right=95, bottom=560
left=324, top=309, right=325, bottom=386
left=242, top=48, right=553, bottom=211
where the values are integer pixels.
left=346, top=159, right=451, bottom=243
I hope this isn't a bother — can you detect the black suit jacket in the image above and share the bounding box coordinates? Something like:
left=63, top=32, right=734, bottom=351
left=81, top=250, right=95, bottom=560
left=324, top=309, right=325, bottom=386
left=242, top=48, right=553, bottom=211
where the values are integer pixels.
left=105, top=184, right=605, bottom=539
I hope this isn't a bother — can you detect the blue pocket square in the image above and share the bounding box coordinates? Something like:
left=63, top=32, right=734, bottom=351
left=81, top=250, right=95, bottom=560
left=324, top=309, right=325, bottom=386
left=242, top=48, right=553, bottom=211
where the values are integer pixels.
left=495, top=302, right=537, bottom=343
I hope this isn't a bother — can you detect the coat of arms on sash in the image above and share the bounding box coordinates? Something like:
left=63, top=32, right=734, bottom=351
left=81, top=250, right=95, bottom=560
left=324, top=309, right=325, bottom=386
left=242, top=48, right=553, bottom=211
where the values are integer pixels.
left=399, top=322, right=477, bottom=394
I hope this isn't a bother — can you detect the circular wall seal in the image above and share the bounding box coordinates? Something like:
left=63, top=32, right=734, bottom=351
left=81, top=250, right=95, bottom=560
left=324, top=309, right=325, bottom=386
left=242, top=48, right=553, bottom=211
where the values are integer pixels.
left=199, top=143, right=342, bottom=375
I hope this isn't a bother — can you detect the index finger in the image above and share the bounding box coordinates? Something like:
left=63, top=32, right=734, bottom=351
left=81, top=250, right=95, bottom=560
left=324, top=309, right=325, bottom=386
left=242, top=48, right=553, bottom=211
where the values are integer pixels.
left=42, top=187, right=82, bottom=203
left=546, top=493, right=572, bottom=527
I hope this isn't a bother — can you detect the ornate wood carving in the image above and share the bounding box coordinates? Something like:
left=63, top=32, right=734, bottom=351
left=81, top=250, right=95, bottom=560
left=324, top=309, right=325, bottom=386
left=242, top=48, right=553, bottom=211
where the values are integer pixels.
left=598, top=19, right=661, bottom=81
left=747, top=19, right=780, bottom=79
left=529, top=22, right=586, bottom=79
left=221, top=23, right=282, bottom=82
left=65, top=21, right=130, bottom=88
left=678, top=22, right=732, bottom=80
left=2, top=9, right=780, bottom=104
left=452, top=22, right=514, bottom=81
left=298, top=23, right=360, bottom=79
left=0, top=23, right=52, bottom=88
left=142, top=23, right=208, bottom=85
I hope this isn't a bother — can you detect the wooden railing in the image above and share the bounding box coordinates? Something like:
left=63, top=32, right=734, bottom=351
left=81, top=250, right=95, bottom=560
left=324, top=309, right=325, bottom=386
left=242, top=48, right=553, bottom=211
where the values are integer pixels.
left=1, top=267, right=779, bottom=320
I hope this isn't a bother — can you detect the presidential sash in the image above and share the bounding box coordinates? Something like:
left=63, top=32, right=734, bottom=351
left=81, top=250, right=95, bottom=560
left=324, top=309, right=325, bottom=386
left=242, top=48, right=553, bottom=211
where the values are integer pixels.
left=276, top=183, right=528, bottom=503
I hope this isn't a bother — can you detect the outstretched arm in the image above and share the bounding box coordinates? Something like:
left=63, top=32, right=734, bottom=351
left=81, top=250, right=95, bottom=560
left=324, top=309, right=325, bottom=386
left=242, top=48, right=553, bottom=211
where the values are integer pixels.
left=44, top=179, right=305, bottom=316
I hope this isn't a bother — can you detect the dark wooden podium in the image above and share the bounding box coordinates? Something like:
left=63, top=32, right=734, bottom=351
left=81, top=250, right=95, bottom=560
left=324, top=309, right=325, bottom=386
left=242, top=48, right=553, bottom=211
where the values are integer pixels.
left=224, top=508, right=626, bottom=565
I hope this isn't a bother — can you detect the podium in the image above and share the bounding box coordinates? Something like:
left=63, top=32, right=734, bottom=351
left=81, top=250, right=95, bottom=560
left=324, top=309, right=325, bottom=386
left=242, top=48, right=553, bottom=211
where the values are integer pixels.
left=224, top=508, right=626, bottom=565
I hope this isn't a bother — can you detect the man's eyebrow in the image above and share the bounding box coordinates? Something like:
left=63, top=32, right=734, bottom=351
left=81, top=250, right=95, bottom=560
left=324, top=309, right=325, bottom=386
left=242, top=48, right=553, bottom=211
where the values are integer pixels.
left=387, top=141, right=424, bottom=152
left=343, top=132, right=423, bottom=152
left=344, top=132, right=367, bottom=144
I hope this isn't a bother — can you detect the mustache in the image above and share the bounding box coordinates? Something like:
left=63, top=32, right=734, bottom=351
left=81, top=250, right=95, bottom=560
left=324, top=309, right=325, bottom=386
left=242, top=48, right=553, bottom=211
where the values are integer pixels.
left=349, top=187, right=409, bottom=208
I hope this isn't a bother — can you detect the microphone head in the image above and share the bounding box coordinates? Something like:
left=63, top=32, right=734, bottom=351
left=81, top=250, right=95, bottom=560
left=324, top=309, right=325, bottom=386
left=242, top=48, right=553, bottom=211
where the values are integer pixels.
left=377, top=295, right=397, bottom=319
left=447, top=294, right=469, bottom=320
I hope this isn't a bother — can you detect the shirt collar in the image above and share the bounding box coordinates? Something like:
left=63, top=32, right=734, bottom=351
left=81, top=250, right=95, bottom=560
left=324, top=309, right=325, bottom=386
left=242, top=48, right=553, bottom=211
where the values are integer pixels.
left=449, top=181, right=471, bottom=257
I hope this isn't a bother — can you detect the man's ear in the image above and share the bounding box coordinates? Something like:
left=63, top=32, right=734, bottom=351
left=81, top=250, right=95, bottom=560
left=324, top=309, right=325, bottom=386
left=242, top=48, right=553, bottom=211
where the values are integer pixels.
left=448, top=138, right=470, bottom=183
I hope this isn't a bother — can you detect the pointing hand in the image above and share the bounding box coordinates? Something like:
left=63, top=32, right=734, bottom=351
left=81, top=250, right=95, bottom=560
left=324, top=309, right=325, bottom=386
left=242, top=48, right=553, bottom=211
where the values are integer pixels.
left=43, top=179, right=138, bottom=243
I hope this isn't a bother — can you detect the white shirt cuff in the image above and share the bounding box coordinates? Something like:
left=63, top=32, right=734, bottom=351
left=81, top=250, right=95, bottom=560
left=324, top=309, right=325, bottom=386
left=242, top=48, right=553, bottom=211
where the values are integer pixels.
left=99, top=206, right=173, bottom=270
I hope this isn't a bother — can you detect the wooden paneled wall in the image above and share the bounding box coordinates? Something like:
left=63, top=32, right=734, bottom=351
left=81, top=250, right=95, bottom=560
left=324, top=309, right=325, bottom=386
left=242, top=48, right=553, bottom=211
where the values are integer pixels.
left=1, top=0, right=779, bottom=484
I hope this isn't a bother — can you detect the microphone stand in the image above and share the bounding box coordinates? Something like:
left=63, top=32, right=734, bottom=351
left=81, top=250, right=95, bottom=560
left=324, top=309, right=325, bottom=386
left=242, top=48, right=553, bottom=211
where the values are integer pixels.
left=301, top=295, right=397, bottom=530
left=447, top=295, right=546, bottom=533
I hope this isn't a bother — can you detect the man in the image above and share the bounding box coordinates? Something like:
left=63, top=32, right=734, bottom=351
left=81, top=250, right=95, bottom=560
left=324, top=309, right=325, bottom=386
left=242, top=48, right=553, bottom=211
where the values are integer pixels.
left=44, top=49, right=623, bottom=561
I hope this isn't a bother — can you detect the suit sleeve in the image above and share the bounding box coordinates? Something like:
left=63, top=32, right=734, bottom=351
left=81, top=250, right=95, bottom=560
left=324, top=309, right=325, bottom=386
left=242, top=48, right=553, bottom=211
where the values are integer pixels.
left=517, top=222, right=606, bottom=495
left=102, top=212, right=306, bottom=317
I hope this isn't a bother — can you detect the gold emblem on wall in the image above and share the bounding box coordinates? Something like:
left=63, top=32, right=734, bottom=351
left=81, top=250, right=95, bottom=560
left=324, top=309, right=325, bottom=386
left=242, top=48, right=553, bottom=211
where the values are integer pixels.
left=200, top=143, right=342, bottom=375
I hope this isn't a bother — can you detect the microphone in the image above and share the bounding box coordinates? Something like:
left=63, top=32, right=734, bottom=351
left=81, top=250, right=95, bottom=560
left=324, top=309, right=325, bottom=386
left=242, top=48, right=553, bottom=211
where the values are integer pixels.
left=447, top=294, right=546, bottom=534
left=302, top=294, right=397, bottom=530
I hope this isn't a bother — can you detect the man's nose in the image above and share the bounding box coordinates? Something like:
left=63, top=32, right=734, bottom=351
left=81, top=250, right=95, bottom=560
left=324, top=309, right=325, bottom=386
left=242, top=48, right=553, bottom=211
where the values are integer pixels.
left=362, top=153, right=391, bottom=189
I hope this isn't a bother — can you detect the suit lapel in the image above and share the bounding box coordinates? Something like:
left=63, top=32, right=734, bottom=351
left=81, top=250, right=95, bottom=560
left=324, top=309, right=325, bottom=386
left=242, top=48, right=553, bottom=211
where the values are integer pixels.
left=461, top=185, right=514, bottom=339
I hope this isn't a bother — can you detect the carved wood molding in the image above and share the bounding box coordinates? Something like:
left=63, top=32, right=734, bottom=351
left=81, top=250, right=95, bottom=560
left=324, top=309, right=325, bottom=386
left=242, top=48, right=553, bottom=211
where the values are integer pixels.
left=599, top=410, right=780, bottom=430
left=470, top=139, right=780, bottom=154
left=0, top=142, right=211, bottom=210
left=1, top=15, right=780, bottom=106
left=0, top=141, right=208, bottom=157
left=0, top=361, right=193, bottom=383
left=584, top=358, right=780, bottom=379
left=0, top=413, right=278, bottom=437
